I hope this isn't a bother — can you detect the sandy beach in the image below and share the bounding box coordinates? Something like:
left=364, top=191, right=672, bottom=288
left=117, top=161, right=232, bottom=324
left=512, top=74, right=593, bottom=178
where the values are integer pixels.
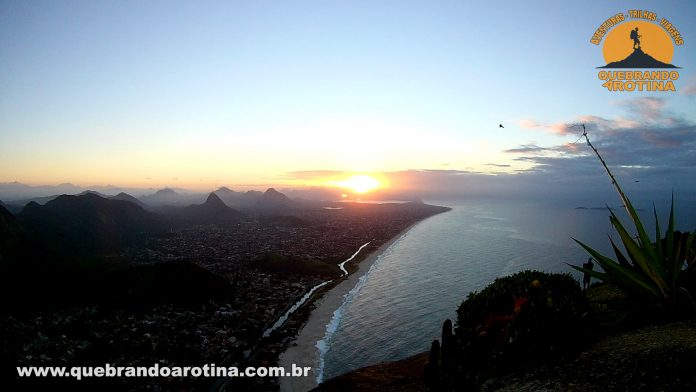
left=278, top=228, right=413, bottom=392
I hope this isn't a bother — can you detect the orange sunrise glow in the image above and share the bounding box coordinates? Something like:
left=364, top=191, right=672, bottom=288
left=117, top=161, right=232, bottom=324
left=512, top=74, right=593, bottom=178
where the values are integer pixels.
left=335, top=174, right=382, bottom=194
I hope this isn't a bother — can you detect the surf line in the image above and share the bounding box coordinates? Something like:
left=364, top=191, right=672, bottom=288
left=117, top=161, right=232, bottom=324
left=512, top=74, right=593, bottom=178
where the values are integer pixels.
left=262, top=241, right=372, bottom=339
left=315, top=233, right=409, bottom=384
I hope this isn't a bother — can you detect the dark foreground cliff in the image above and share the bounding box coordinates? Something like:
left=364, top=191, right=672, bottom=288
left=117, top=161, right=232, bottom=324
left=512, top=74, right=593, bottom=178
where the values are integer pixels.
left=312, top=320, right=696, bottom=392
left=312, top=282, right=696, bottom=392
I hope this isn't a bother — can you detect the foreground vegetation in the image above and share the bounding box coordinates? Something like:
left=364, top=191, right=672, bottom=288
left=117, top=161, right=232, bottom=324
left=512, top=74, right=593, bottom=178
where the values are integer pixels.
left=424, top=270, right=588, bottom=390
left=421, top=127, right=696, bottom=391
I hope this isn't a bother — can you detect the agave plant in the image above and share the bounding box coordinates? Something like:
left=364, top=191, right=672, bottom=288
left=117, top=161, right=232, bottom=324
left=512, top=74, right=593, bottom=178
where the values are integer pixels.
left=569, top=125, right=696, bottom=308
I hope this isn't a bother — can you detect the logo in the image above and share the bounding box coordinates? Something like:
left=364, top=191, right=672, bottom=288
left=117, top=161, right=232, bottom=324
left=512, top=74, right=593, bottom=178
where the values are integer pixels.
left=590, top=10, right=684, bottom=92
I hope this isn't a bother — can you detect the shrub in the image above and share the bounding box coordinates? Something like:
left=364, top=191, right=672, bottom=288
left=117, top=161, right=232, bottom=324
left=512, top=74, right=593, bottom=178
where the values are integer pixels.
left=455, top=270, right=587, bottom=380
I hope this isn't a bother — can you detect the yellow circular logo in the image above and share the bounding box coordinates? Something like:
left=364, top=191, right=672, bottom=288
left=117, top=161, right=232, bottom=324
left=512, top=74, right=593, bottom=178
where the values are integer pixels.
left=603, top=21, right=674, bottom=65
left=591, top=10, right=684, bottom=92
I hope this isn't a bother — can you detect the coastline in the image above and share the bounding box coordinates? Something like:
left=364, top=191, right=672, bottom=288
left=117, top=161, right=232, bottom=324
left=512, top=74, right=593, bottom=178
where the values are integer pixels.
left=278, top=224, right=417, bottom=392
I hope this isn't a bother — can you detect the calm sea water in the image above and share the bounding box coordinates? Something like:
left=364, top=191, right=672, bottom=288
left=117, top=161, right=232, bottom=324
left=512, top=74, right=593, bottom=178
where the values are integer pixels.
left=320, top=197, right=696, bottom=381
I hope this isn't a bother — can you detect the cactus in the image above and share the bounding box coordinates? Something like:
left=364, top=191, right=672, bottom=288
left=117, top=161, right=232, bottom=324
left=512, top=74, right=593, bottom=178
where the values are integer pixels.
left=440, top=319, right=456, bottom=391
left=424, top=339, right=441, bottom=389
left=441, top=319, right=453, bottom=364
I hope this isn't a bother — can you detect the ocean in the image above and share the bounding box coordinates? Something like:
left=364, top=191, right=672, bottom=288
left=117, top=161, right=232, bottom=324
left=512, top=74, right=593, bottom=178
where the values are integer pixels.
left=319, top=196, right=696, bottom=381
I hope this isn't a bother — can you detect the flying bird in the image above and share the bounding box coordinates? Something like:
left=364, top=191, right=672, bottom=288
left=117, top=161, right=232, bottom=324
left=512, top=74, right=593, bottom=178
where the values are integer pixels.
left=499, top=124, right=504, bottom=128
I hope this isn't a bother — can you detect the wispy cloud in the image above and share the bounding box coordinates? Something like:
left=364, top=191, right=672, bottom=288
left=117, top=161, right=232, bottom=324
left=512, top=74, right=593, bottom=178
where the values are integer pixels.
left=504, top=144, right=549, bottom=154
left=280, top=170, right=347, bottom=180
left=507, top=97, right=696, bottom=190
left=681, top=76, right=696, bottom=97
left=517, top=119, right=573, bottom=135
left=485, top=163, right=511, bottom=168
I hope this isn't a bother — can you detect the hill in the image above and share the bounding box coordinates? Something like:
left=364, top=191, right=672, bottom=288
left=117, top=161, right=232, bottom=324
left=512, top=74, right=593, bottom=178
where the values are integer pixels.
left=255, top=188, right=295, bottom=213
left=17, top=193, right=161, bottom=257
left=170, top=192, right=245, bottom=223
left=138, top=187, right=206, bottom=207
left=110, top=192, right=147, bottom=208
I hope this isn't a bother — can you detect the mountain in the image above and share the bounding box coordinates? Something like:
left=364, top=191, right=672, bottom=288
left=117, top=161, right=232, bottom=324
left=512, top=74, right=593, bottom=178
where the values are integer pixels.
left=171, top=192, right=245, bottom=222
left=214, top=186, right=239, bottom=198
left=17, top=193, right=161, bottom=257
left=255, top=188, right=295, bottom=213
left=7, top=194, right=62, bottom=207
left=111, top=192, right=147, bottom=208
left=0, top=204, right=13, bottom=223
left=79, top=190, right=109, bottom=198
left=0, top=204, right=30, bottom=265
left=213, top=186, right=245, bottom=206
left=260, top=188, right=292, bottom=204
left=0, top=181, right=83, bottom=201
left=139, top=188, right=184, bottom=207
left=212, top=187, right=297, bottom=212
left=599, top=48, right=679, bottom=68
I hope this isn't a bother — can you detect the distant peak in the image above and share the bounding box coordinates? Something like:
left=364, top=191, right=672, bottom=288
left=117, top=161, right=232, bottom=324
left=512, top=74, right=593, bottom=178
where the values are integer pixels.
left=205, top=192, right=225, bottom=205
left=23, top=201, right=41, bottom=211
left=155, top=188, right=177, bottom=195
left=79, top=190, right=106, bottom=198
left=260, top=188, right=291, bottom=204
left=264, top=188, right=290, bottom=197
left=215, top=186, right=237, bottom=193
left=112, top=192, right=141, bottom=203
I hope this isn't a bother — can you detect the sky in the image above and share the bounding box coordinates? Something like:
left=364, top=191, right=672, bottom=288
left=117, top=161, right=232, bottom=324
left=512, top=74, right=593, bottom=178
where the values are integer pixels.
left=1, top=0, right=695, bottom=200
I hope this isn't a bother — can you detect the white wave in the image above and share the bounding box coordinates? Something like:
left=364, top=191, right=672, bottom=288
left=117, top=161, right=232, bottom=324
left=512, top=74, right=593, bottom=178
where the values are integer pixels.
left=315, top=234, right=408, bottom=384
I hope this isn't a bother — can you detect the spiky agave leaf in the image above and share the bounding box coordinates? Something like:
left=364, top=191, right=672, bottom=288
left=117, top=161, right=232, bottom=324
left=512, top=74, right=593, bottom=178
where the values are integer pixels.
left=608, top=210, right=669, bottom=297
left=571, top=128, right=688, bottom=308
left=610, top=237, right=632, bottom=268
left=572, top=239, right=663, bottom=300
left=685, top=232, right=696, bottom=268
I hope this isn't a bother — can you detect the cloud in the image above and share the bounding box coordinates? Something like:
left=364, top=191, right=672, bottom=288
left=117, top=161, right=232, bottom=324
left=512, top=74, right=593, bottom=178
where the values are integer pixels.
left=275, top=98, right=695, bottom=201
left=485, top=163, right=511, bottom=168
left=503, top=144, right=549, bottom=154
left=517, top=119, right=574, bottom=135
left=681, top=76, right=696, bottom=96
left=507, top=97, right=696, bottom=193
left=279, top=170, right=347, bottom=180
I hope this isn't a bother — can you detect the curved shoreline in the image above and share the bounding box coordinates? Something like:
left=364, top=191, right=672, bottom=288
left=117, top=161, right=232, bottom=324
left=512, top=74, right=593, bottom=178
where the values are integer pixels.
left=278, top=225, right=416, bottom=392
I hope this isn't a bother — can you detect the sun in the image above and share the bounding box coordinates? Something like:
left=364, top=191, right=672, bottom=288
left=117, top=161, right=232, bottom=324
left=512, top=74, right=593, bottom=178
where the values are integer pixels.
left=338, top=174, right=381, bottom=194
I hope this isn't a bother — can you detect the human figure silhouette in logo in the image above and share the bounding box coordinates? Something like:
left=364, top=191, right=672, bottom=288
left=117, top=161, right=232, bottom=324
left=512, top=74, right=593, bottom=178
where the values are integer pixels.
left=630, top=27, right=641, bottom=49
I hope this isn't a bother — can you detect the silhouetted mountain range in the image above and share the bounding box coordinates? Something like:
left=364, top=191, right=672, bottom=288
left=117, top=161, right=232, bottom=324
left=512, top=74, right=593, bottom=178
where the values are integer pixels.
left=260, top=188, right=292, bottom=204
left=599, top=48, right=679, bottom=68
left=171, top=193, right=245, bottom=222
left=5, top=195, right=61, bottom=211
left=0, top=205, right=19, bottom=256
left=3, top=184, right=309, bottom=221
left=0, top=205, right=12, bottom=223
left=213, top=186, right=253, bottom=207
left=17, top=193, right=161, bottom=257
left=212, top=187, right=297, bottom=213
left=256, top=188, right=294, bottom=212
left=139, top=187, right=185, bottom=206
left=111, top=192, right=147, bottom=208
